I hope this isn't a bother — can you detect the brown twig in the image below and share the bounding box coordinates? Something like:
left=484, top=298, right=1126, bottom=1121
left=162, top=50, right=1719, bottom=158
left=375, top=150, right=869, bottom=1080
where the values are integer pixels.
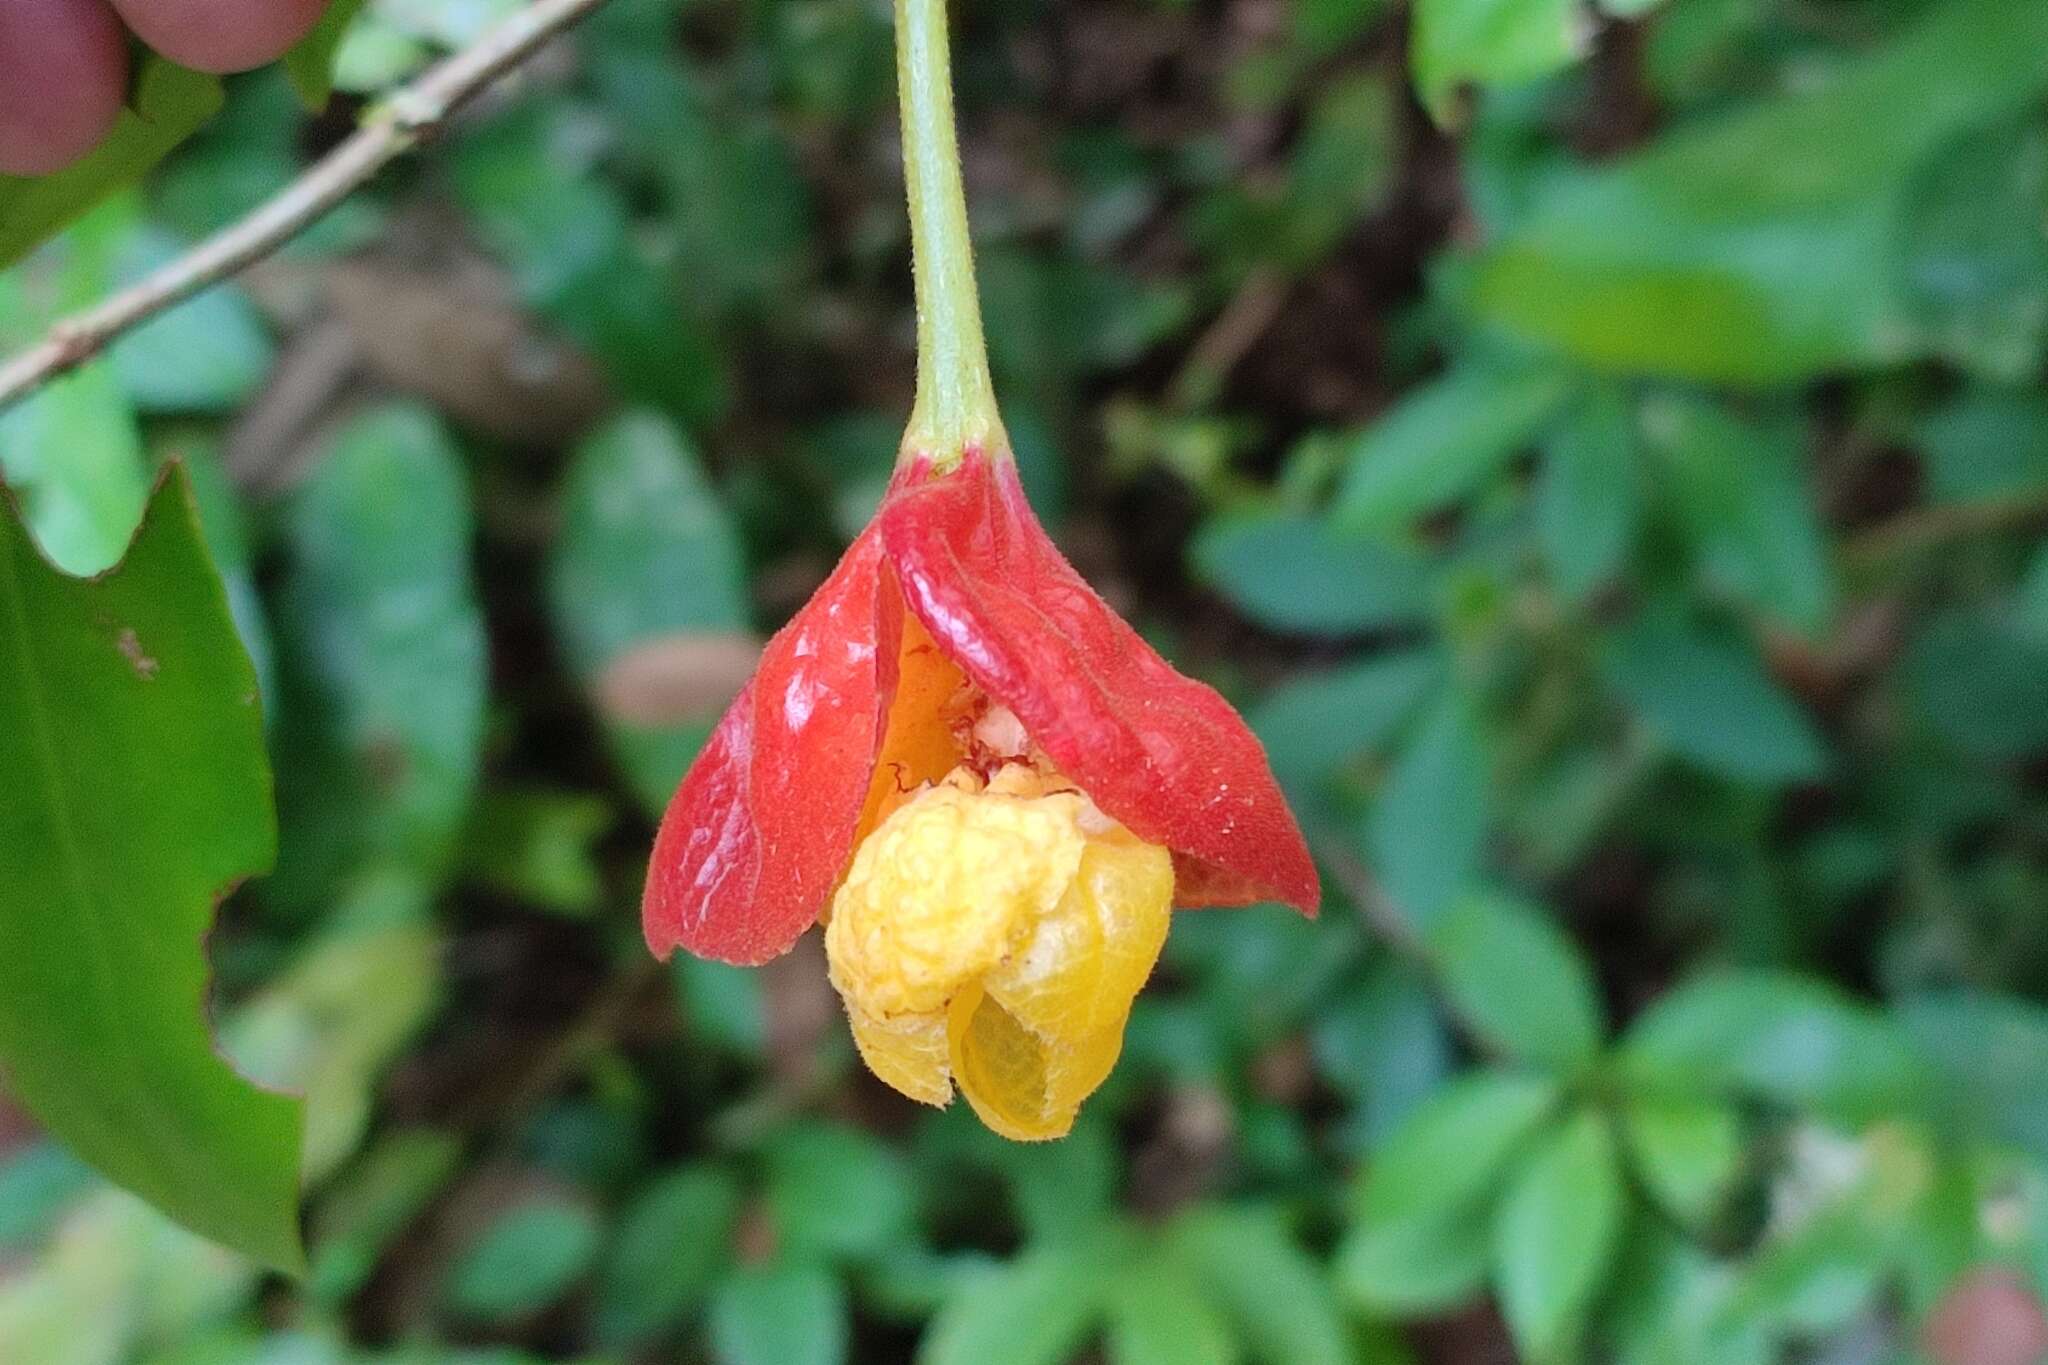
left=0, top=0, right=611, bottom=415
left=1840, top=485, right=2048, bottom=577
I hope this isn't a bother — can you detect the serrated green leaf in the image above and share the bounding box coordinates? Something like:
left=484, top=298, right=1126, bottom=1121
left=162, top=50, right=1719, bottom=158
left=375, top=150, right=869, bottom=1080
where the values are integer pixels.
left=1428, top=892, right=1606, bottom=1069
left=1493, top=1110, right=1625, bottom=1364
left=0, top=60, right=223, bottom=270
left=0, top=466, right=303, bottom=1273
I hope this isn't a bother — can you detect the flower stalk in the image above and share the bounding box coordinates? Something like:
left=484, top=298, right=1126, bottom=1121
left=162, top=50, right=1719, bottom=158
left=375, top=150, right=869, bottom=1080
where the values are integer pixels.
left=895, top=0, right=1004, bottom=467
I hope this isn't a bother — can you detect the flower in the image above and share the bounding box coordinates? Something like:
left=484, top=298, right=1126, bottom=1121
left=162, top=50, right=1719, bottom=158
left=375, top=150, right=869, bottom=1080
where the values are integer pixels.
left=641, top=0, right=1315, bottom=1141
left=643, top=448, right=1318, bottom=1138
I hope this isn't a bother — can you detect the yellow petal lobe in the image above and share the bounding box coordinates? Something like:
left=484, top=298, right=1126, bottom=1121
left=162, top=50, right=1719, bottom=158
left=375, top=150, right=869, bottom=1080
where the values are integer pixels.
left=824, top=763, right=1173, bottom=1140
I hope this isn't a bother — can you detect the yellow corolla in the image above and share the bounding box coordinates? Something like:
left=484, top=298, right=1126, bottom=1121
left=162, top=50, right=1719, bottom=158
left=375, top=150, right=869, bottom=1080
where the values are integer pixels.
left=823, top=762, right=1173, bottom=1140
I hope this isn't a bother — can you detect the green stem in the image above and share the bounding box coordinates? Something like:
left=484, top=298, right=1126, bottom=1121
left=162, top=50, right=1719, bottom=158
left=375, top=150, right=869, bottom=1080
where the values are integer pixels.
left=895, top=0, right=1004, bottom=468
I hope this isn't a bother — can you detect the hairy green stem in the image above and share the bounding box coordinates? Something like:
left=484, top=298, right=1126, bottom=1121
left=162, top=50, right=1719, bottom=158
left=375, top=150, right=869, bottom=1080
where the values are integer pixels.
left=895, top=0, right=1004, bottom=467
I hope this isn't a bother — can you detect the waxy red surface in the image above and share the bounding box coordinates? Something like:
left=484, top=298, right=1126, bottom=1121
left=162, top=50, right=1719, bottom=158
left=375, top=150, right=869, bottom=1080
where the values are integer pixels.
left=644, top=451, right=1319, bottom=965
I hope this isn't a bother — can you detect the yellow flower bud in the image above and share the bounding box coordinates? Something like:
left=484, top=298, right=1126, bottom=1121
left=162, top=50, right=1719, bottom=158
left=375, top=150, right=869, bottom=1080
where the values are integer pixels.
left=824, top=763, right=1172, bottom=1140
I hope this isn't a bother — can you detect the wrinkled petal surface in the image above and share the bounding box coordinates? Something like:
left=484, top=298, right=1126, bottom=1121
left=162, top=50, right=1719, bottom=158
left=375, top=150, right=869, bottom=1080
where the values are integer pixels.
left=880, top=452, right=1320, bottom=914
left=826, top=766, right=1172, bottom=1138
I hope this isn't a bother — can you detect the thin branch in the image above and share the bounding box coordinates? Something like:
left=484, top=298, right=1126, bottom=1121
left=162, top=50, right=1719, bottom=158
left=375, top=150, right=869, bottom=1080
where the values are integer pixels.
left=0, top=0, right=610, bottom=415
left=1840, top=484, right=2048, bottom=577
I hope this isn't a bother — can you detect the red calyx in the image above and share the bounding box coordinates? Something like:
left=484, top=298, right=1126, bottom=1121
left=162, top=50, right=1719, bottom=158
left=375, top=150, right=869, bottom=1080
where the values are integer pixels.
left=643, top=450, right=1320, bottom=966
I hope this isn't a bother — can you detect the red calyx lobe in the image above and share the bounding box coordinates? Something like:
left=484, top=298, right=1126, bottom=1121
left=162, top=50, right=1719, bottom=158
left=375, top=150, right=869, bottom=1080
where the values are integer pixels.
left=643, top=449, right=1319, bottom=966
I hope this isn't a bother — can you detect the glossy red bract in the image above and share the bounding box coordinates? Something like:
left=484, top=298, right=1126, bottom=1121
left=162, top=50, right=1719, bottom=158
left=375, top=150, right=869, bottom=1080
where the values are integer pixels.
left=643, top=450, right=1319, bottom=966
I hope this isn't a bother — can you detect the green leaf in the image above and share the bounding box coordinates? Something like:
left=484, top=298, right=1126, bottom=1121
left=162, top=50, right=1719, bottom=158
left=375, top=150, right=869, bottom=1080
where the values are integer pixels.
left=1915, top=387, right=2048, bottom=504
left=999, top=1116, right=1119, bottom=1242
left=444, top=1193, right=603, bottom=1323
left=1492, top=1110, right=1626, bottom=1364
left=1335, top=1205, right=1491, bottom=1315
left=1899, top=993, right=2048, bottom=1164
left=1338, top=1071, right=1557, bottom=1313
left=1648, top=398, right=1831, bottom=636
left=451, top=105, right=730, bottom=424
left=1334, top=362, right=1573, bottom=533
left=673, top=955, right=769, bottom=1058
left=1620, top=1096, right=1743, bottom=1227
left=0, top=61, right=223, bottom=270
left=597, top=1164, right=743, bottom=1347
left=1311, top=960, right=1454, bottom=1152
left=1894, top=115, right=2048, bottom=381
left=1105, top=1257, right=1240, bottom=1365
left=919, top=1233, right=1123, bottom=1365
left=1168, top=1207, right=1350, bottom=1365
left=103, top=226, right=273, bottom=414
left=1428, top=892, right=1606, bottom=1070
left=1470, top=0, right=2048, bottom=382
left=1604, top=611, right=1826, bottom=785
left=227, top=921, right=443, bottom=1183
left=763, top=1123, right=915, bottom=1262
left=308, top=1129, right=463, bottom=1305
left=1537, top=388, right=1641, bottom=601
left=1903, top=610, right=2048, bottom=760
left=0, top=1143, right=92, bottom=1254
left=546, top=410, right=752, bottom=815
left=1249, top=650, right=1439, bottom=796
left=1410, top=0, right=1584, bottom=124
left=0, top=466, right=303, bottom=1273
left=269, top=404, right=487, bottom=913
left=1365, top=688, right=1491, bottom=927
left=710, top=1262, right=849, bottom=1365
left=288, top=0, right=371, bottom=108
left=1354, top=1070, right=1561, bottom=1226
left=1619, top=972, right=1925, bottom=1123
left=0, top=362, right=147, bottom=576
left=2018, top=542, right=2048, bottom=640
left=456, top=788, right=613, bottom=917
left=1192, top=512, right=1431, bottom=636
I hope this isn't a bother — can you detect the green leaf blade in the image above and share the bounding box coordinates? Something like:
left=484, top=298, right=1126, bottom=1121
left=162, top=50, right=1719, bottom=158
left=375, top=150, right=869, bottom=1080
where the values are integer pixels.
left=0, top=465, right=303, bottom=1272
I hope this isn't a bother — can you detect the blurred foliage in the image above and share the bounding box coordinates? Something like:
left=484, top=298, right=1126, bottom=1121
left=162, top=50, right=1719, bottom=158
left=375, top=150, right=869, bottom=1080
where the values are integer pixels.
left=4, top=0, right=2048, bottom=1361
